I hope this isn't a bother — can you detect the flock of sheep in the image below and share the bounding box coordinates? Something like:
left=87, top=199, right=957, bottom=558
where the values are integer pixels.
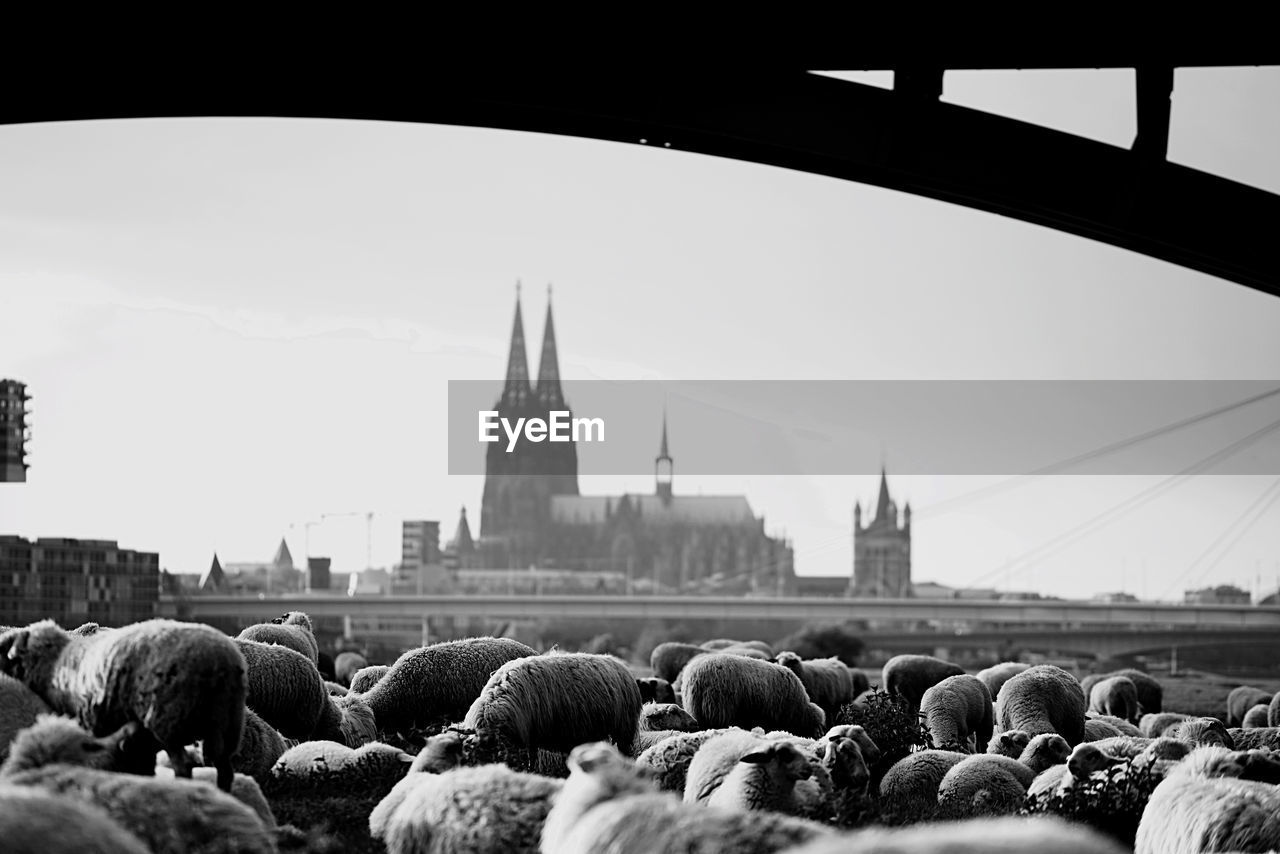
left=1, top=614, right=1279, bottom=853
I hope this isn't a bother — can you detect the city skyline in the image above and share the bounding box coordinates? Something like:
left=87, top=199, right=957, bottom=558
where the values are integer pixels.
left=2, top=68, right=1279, bottom=599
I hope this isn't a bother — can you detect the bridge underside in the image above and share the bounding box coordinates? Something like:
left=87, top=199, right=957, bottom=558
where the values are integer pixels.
left=2, top=57, right=1278, bottom=296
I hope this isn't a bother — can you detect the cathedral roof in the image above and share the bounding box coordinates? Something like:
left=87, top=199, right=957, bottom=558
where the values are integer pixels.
left=272, top=537, right=294, bottom=570
left=200, top=553, right=227, bottom=592
left=550, top=494, right=756, bottom=525
left=450, top=506, right=475, bottom=553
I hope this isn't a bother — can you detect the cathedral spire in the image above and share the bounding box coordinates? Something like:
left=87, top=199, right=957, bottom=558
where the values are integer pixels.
left=536, top=284, right=565, bottom=409
left=656, top=407, right=673, bottom=502
left=501, top=283, right=532, bottom=407
left=875, top=466, right=893, bottom=523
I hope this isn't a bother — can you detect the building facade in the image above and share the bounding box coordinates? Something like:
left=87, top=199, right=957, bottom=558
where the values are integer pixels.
left=448, top=290, right=796, bottom=595
left=0, top=535, right=159, bottom=627
left=851, top=470, right=912, bottom=597
left=0, top=379, right=30, bottom=483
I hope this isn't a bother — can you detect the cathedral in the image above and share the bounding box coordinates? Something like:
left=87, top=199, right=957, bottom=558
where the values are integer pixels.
left=851, top=470, right=912, bottom=597
left=446, top=290, right=796, bottom=595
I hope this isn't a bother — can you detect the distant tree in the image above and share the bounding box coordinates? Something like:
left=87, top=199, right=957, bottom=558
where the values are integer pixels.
left=774, top=622, right=865, bottom=666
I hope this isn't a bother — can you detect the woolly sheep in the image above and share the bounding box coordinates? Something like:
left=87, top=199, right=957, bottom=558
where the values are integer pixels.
left=1226, top=726, right=1280, bottom=752
left=635, top=676, right=676, bottom=705
left=0, top=672, right=51, bottom=762
left=1087, top=676, right=1140, bottom=724
left=633, top=728, right=727, bottom=792
left=685, top=729, right=783, bottom=804
left=1139, top=711, right=1191, bottom=737
left=818, top=735, right=872, bottom=826
left=1227, top=684, right=1273, bottom=727
left=1082, top=718, right=1123, bottom=741
left=876, top=749, right=967, bottom=821
left=464, top=651, right=643, bottom=760
left=987, top=729, right=1031, bottom=758
left=935, top=753, right=1036, bottom=818
left=0, top=785, right=152, bottom=854
left=1027, top=742, right=1124, bottom=797
left=234, top=637, right=326, bottom=740
left=237, top=610, right=319, bottom=664
left=850, top=668, right=870, bottom=698
left=540, top=741, right=836, bottom=854
left=349, top=664, right=389, bottom=694
left=1134, top=745, right=1280, bottom=854
left=333, top=650, right=369, bottom=687
left=376, top=763, right=563, bottom=854
left=1266, top=691, right=1280, bottom=728
left=632, top=703, right=699, bottom=751
left=411, top=730, right=466, bottom=774
left=0, top=618, right=247, bottom=791
left=312, top=691, right=378, bottom=748
left=270, top=740, right=414, bottom=789
left=324, top=680, right=348, bottom=696
left=782, top=815, right=1128, bottom=854
left=230, top=706, right=287, bottom=780
left=1243, top=703, right=1271, bottom=728
left=650, top=642, right=708, bottom=683
left=1086, top=712, right=1142, bottom=736
left=681, top=653, right=826, bottom=738
left=1165, top=716, right=1234, bottom=748
left=1020, top=733, right=1071, bottom=775
left=1081, top=668, right=1163, bottom=714
left=775, top=652, right=856, bottom=722
left=701, top=639, right=742, bottom=650
left=317, top=649, right=336, bottom=682
left=1085, top=735, right=1159, bottom=758
left=706, top=738, right=815, bottom=814
left=881, top=654, right=965, bottom=712
left=735, top=640, right=776, bottom=656
left=995, top=664, right=1087, bottom=746
left=364, top=636, right=538, bottom=733
left=976, top=661, right=1032, bottom=701
left=919, top=674, right=993, bottom=753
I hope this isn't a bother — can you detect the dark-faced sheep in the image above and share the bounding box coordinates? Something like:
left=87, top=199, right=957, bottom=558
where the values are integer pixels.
left=881, top=654, right=965, bottom=712
left=996, top=664, right=1087, bottom=747
left=635, top=677, right=676, bottom=705
left=0, top=619, right=246, bottom=791
left=681, top=653, right=826, bottom=739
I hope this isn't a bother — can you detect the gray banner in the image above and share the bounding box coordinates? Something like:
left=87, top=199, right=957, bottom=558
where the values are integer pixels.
left=447, top=380, right=1280, bottom=475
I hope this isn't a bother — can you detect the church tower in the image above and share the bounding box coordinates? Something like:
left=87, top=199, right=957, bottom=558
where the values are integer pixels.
left=851, top=468, right=912, bottom=597
left=655, top=409, right=673, bottom=503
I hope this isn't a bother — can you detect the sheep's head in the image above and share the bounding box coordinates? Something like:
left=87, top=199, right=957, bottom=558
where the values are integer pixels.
left=273, top=611, right=314, bottom=631
left=990, top=730, right=1031, bottom=757
left=822, top=735, right=869, bottom=790
left=566, top=742, right=655, bottom=799
left=773, top=651, right=804, bottom=677
left=1067, top=743, right=1114, bottom=779
left=639, top=703, right=698, bottom=733
left=1, top=715, right=137, bottom=776
left=1238, top=748, right=1280, bottom=784
left=0, top=620, right=71, bottom=691
left=412, top=731, right=465, bottom=773
left=1022, top=733, right=1071, bottom=769
left=741, top=741, right=813, bottom=784
left=821, top=724, right=881, bottom=768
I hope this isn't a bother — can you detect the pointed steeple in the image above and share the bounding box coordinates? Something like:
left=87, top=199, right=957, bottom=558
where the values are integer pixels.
left=536, top=284, right=565, bottom=408
left=272, top=537, right=294, bottom=570
left=875, top=467, right=893, bottom=523
left=501, top=282, right=532, bottom=407
left=656, top=408, right=673, bottom=502
left=452, top=506, right=474, bottom=554
left=200, top=553, right=227, bottom=592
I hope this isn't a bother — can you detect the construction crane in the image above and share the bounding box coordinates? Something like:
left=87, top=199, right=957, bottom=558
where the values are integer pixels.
left=321, top=511, right=375, bottom=572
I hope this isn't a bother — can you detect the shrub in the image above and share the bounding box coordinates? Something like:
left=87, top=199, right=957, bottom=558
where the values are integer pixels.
left=1019, top=757, right=1161, bottom=848
left=774, top=622, right=865, bottom=666
left=834, top=688, right=932, bottom=784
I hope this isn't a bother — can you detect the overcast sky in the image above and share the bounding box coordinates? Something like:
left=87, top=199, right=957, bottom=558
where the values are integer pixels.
left=1, top=68, right=1278, bottom=600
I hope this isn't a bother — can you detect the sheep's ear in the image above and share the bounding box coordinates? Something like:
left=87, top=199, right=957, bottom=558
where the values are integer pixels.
left=740, top=748, right=773, bottom=765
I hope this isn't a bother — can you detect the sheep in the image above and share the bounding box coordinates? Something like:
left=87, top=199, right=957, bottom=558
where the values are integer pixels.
left=781, top=815, right=1129, bottom=854
left=1081, top=668, right=1163, bottom=714
left=1027, top=742, right=1121, bottom=797
left=1086, top=712, right=1142, bottom=736
left=685, top=729, right=788, bottom=805
left=0, top=618, right=247, bottom=791
left=633, top=728, right=728, bottom=792
left=0, top=785, right=153, bottom=854
left=230, top=706, right=288, bottom=780
left=701, top=639, right=742, bottom=650
left=918, top=674, right=993, bottom=753
left=680, top=653, right=826, bottom=738
left=705, top=738, right=815, bottom=815
left=333, top=650, right=369, bottom=687
left=1087, top=675, right=1141, bottom=724
left=539, top=741, right=836, bottom=854
left=234, top=637, right=327, bottom=740
left=935, top=753, right=1036, bottom=818
left=270, top=739, right=414, bottom=789
left=631, top=702, right=700, bottom=755
left=1, top=672, right=51, bottom=762
left=349, top=664, right=389, bottom=694
left=312, top=691, right=377, bottom=748
left=1134, top=745, right=1280, bottom=854
left=650, top=642, right=708, bottom=683
left=881, top=654, right=965, bottom=712
left=875, top=749, right=967, bottom=821
left=1139, top=711, right=1191, bottom=737
left=237, top=611, right=319, bottom=665
left=995, top=664, right=1087, bottom=746
left=375, top=763, right=564, bottom=854
left=1226, top=726, right=1280, bottom=751
left=464, top=651, right=643, bottom=763
left=987, top=729, right=1031, bottom=758
left=850, top=668, right=870, bottom=698
left=316, top=649, right=336, bottom=682
left=1165, top=716, right=1234, bottom=748
left=1083, top=718, right=1124, bottom=741
left=1243, top=703, right=1271, bottom=728
left=976, top=661, right=1032, bottom=702
left=774, top=652, right=856, bottom=722
left=818, top=735, right=872, bottom=827
left=635, top=676, right=676, bottom=705
left=154, top=766, right=277, bottom=829
left=1227, top=684, right=1273, bottom=727
left=1020, top=733, right=1072, bottom=775
left=324, top=681, right=348, bottom=696
left=363, top=636, right=538, bottom=733
left=411, top=730, right=466, bottom=774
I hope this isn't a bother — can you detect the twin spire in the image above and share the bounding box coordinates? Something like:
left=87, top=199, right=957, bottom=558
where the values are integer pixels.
left=500, top=282, right=565, bottom=409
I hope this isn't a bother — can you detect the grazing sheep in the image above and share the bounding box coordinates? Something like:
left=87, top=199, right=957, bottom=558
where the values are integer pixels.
left=364, top=636, right=538, bottom=733
left=333, top=651, right=369, bottom=687
left=919, top=674, right=994, bottom=753
left=464, top=651, right=643, bottom=761
left=1086, top=713, right=1142, bottom=736
left=1020, top=733, right=1072, bottom=775
left=706, top=738, right=815, bottom=815
left=312, top=692, right=378, bottom=748
left=0, top=618, right=247, bottom=791
left=1165, top=716, right=1234, bottom=748
left=987, top=729, right=1031, bottom=758
left=701, top=639, right=742, bottom=650
left=540, top=741, right=836, bottom=854
left=349, top=664, right=389, bottom=694
left=1087, top=676, right=1141, bottom=724
left=685, top=729, right=789, bottom=805
left=1083, top=718, right=1124, bottom=741
left=818, top=735, right=872, bottom=827
left=881, top=654, right=965, bottom=712
left=376, top=763, right=563, bottom=854
left=0, top=785, right=152, bottom=854
left=1027, top=741, right=1122, bottom=797
left=1134, top=745, right=1280, bottom=854
left=1226, top=726, right=1280, bottom=751
left=270, top=740, right=413, bottom=790
left=1243, top=703, right=1271, bottom=728
left=1082, top=669, right=1163, bottom=715
left=0, top=672, right=51, bottom=762
left=237, top=611, right=319, bottom=665
left=635, top=676, right=676, bottom=705
left=782, top=815, right=1128, bottom=854
left=996, top=664, right=1087, bottom=746
left=976, top=662, right=1032, bottom=702
left=411, top=730, right=466, bottom=774
left=935, top=753, right=1036, bottom=818
left=1139, top=711, right=1191, bottom=737
left=324, top=680, right=348, bottom=696
left=681, top=653, right=826, bottom=738
left=632, top=702, right=700, bottom=755
left=1227, top=684, right=1273, bottom=727
left=876, top=749, right=967, bottom=821
left=650, top=642, right=708, bottom=683
left=234, top=637, right=326, bottom=740
left=230, top=707, right=288, bottom=780
left=775, top=652, right=856, bottom=722
left=633, top=728, right=727, bottom=793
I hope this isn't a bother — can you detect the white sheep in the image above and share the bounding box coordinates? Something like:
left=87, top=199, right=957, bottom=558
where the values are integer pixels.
left=778, top=815, right=1129, bottom=853
left=0, top=673, right=51, bottom=763
left=1242, top=703, right=1271, bottom=729
left=919, top=674, right=994, bottom=753
left=680, top=653, right=826, bottom=738
left=0, top=784, right=152, bottom=854
left=774, top=652, right=856, bottom=722
left=1087, top=675, right=1141, bottom=724
left=633, top=728, right=727, bottom=793
left=995, top=665, right=1087, bottom=746
left=1086, top=712, right=1142, bottom=736
left=1138, top=711, right=1191, bottom=737
left=705, top=738, right=815, bottom=815
left=935, top=753, right=1037, bottom=818
left=349, top=664, right=389, bottom=694
left=1019, top=733, right=1071, bottom=775
left=1027, top=742, right=1122, bottom=797
left=875, top=749, right=967, bottom=822
left=986, top=729, right=1031, bottom=758
left=269, top=740, right=414, bottom=791
left=234, top=637, right=327, bottom=741
left=539, top=741, right=836, bottom=854
left=237, top=611, right=319, bottom=665
left=881, top=654, right=965, bottom=712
